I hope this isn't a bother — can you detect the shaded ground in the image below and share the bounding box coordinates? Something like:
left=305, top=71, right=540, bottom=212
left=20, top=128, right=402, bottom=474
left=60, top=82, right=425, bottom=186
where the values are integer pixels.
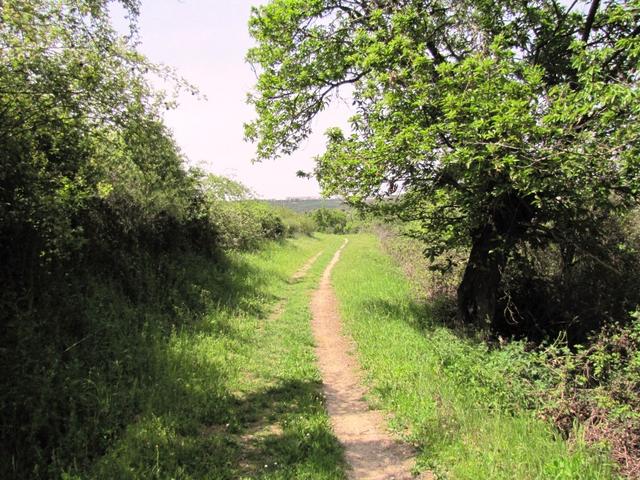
left=81, top=235, right=347, bottom=479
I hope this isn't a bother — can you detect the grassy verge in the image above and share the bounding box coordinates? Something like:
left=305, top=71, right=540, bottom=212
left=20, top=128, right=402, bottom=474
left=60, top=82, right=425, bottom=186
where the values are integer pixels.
left=66, top=234, right=347, bottom=479
left=331, top=233, right=619, bottom=480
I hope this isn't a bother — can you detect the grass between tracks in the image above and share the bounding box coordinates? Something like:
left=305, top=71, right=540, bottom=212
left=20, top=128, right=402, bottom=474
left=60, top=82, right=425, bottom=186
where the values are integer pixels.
left=331, top=234, right=620, bottom=480
left=86, top=234, right=347, bottom=479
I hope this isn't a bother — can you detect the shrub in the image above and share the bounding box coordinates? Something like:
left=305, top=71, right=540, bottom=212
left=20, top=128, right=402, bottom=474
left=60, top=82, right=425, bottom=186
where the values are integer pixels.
left=310, top=207, right=355, bottom=234
left=498, top=210, right=640, bottom=343
left=273, top=206, right=316, bottom=237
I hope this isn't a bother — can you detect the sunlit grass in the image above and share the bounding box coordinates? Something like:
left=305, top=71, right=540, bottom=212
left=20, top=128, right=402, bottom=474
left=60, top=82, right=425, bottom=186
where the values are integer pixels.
left=84, top=234, right=347, bottom=479
left=331, top=233, right=619, bottom=480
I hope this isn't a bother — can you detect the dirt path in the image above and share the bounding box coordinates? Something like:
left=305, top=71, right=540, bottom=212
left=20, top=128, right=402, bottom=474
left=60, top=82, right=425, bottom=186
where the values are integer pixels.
left=311, top=239, right=430, bottom=480
left=266, top=250, right=324, bottom=323
left=291, top=250, right=323, bottom=282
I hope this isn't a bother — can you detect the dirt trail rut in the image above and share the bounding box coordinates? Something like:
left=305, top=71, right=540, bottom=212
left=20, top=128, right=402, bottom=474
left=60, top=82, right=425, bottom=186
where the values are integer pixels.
left=266, top=250, right=324, bottom=323
left=291, top=250, right=323, bottom=282
left=311, top=239, right=430, bottom=480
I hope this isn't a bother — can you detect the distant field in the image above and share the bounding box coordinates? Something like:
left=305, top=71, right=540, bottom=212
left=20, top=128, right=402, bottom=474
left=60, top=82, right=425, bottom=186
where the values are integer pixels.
left=266, top=198, right=346, bottom=213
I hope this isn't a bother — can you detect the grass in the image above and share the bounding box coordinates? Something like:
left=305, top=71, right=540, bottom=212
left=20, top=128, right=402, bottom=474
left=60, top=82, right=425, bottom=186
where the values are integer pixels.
left=8, top=230, right=624, bottom=479
left=55, top=234, right=347, bottom=479
left=331, top=233, right=620, bottom=480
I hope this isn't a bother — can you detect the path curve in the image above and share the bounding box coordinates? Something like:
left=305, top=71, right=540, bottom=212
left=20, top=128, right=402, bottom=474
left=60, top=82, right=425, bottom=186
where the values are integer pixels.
left=311, top=239, right=428, bottom=480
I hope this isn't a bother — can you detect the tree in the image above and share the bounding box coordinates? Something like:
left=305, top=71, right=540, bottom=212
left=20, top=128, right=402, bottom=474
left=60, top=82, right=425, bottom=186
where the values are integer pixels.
left=246, top=0, right=640, bottom=330
left=0, top=0, right=200, bottom=281
left=1, top=2, right=215, bottom=474
left=200, top=173, right=254, bottom=201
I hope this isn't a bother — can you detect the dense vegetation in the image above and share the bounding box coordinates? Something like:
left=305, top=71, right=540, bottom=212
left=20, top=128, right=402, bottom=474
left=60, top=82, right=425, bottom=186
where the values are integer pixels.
left=246, top=0, right=640, bottom=335
left=201, top=174, right=317, bottom=249
left=310, top=207, right=363, bottom=234
left=378, top=226, right=640, bottom=478
left=0, top=1, right=319, bottom=477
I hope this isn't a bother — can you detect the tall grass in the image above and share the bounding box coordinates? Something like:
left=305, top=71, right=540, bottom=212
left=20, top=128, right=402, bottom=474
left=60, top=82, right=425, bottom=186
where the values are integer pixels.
left=86, top=233, right=347, bottom=479
left=3, top=234, right=347, bottom=479
left=331, top=234, right=619, bottom=479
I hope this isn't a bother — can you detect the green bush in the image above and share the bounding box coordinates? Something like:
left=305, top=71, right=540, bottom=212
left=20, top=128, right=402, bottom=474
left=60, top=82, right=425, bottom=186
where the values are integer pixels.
left=208, top=201, right=276, bottom=250
left=309, top=207, right=362, bottom=234
left=497, top=209, right=640, bottom=343
left=207, top=200, right=314, bottom=250
left=523, top=317, right=640, bottom=478
left=198, top=173, right=316, bottom=249
left=273, top=206, right=316, bottom=237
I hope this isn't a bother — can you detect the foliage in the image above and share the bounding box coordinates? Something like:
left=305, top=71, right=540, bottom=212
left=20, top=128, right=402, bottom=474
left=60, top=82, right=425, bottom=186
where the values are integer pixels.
left=246, top=0, right=640, bottom=330
left=380, top=226, right=640, bottom=477
left=310, top=208, right=349, bottom=234
left=382, top=210, right=640, bottom=343
left=498, top=209, right=640, bottom=341
left=377, top=224, right=464, bottom=320
left=275, top=205, right=317, bottom=236
left=199, top=173, right=255, bottom=201
left=0, top=2, right=218, bottom=476
left=0, top=0, right=214, bottom=318
left=208, top=200, right=285, bottom=249
left=197, top=173, right=315, bottom=249
left=532, top=318, right=640, bottom=479
left=309, top=207, right=370, bottom=234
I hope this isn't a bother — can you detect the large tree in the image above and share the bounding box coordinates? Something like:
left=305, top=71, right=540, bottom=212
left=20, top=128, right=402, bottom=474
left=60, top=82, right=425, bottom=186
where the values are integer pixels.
left=246, top=0, right=640, bottom=329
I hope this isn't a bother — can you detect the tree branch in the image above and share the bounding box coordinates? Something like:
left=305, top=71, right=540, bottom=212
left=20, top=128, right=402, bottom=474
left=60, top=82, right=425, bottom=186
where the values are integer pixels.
left=581, top=0, right=600, bottom=43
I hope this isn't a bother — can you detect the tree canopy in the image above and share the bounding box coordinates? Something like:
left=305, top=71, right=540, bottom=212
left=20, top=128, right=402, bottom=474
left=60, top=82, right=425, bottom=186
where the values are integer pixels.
left=246, top=0, right=640, bottom=329
left=0, top=0, right=203, bottom=270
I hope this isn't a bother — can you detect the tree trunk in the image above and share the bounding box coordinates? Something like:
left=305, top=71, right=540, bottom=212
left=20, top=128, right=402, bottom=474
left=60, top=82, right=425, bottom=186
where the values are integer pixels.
left=457, top=223, right=506, bottom=329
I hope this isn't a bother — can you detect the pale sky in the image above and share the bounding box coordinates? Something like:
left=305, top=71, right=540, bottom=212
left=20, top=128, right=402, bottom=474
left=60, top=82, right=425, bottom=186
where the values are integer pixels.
left=122, top=0, right=353, bottom=199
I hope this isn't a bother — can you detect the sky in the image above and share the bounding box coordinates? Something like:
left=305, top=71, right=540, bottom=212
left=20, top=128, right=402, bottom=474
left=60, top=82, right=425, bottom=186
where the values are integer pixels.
left=119, top=0, right=353, bottom=199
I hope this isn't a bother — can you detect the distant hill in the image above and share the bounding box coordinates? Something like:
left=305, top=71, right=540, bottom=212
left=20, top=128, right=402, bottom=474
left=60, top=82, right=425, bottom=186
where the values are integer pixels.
left=265, top=197, right=346, bottom=213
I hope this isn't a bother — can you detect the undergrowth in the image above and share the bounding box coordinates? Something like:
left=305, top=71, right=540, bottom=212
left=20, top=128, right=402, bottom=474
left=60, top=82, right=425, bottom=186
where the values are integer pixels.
left=1, top=234, right=346, bottom=479
left=379, top=226, right=640, bottom=478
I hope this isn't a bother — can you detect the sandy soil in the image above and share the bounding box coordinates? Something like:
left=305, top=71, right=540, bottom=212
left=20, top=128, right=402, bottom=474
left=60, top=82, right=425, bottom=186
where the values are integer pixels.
left=311, top=239, right=432, bottom=480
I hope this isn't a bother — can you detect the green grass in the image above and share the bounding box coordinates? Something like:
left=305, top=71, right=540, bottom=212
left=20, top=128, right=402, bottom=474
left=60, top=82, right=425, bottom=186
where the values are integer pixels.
left=331, top=234, right=620, bottom=480
left=14, top=231, right=621, bottom=479
left=75, top=234, right=347, bottom=479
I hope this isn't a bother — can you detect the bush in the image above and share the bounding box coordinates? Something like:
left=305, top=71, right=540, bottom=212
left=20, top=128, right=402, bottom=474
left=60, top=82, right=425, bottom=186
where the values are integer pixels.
left=497, top=210, right=640, bottom=343
left=273, top=206, right=316, bottom=237
left=309, top=207, right=364, bottom=234
left=198, top=173, right=316, bottom=249
left=207, top=200, right=315, bottom=250
left=528, top=317, right=640, bottom=479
